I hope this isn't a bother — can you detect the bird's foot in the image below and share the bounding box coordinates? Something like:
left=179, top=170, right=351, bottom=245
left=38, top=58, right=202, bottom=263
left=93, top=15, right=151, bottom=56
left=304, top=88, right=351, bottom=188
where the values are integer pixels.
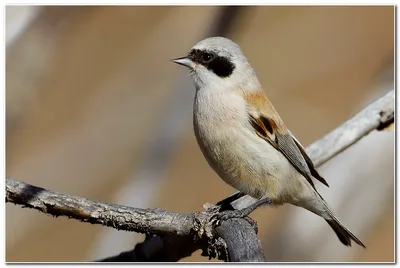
left=211, top=197, right=272, bottom=233
left=211, top=209, right=258, bottom=233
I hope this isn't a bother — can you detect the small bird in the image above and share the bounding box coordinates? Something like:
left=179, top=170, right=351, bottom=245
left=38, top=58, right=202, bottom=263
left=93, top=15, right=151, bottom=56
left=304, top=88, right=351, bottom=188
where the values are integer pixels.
left=172, top=36, right=365, bottom=248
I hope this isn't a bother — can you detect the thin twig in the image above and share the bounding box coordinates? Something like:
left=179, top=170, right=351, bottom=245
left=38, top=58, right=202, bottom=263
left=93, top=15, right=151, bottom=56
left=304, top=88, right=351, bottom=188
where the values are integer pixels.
left=307, top=89, right=394, bottom=168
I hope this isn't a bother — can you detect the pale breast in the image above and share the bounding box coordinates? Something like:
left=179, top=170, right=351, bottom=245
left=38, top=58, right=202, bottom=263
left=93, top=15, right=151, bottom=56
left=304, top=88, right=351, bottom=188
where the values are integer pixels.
left=193, top=89, right=299, bottom=201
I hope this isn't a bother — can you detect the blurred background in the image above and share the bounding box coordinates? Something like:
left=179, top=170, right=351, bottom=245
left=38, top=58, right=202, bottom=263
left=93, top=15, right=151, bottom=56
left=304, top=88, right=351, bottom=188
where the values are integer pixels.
left=5, top=5, right=394, bottom=262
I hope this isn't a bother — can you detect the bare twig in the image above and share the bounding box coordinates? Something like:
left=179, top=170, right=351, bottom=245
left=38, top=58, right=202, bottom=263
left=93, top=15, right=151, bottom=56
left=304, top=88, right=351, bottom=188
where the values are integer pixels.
left=306, top=89, right=394, bottom=168
left=5, top=89, right=394, bottom=262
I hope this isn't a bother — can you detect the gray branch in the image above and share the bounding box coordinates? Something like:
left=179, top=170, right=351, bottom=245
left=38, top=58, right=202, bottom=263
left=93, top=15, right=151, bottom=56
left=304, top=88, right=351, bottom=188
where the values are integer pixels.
left=6, top=178, right=264, bottom=262
left=306, top=89, right=394, bottom=168
left=5, top=89, right=394, bottom=262
left=6, top=178, right=195, bottom=236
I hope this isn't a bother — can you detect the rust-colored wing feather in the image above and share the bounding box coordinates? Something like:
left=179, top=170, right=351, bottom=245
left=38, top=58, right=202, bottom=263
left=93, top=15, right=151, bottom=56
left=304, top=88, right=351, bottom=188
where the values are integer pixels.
left=243, top=90, right=329, bottom=188
left=248, top=113, right=329, bottom=188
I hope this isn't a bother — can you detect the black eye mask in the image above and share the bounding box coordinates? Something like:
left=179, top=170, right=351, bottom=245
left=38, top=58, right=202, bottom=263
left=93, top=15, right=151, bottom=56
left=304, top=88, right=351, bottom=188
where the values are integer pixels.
left=188, top=49, right=236, bottom=78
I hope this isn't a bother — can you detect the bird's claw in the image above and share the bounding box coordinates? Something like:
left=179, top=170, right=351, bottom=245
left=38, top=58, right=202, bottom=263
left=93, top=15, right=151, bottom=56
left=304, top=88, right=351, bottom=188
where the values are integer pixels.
left=210, top=209, right=258, bottom=233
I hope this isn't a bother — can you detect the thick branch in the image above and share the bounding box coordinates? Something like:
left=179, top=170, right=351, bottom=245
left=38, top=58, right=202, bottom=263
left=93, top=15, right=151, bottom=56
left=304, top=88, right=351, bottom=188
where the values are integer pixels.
left=6, top=89, right=393, bottom=262
left=97, top=218, right=266, bottom=262
left=6, top=177, right=265, bottom=261
left=215, top=219, right=266, bottom=261
left=6, top=178, right=265, bottom=262
left=6, top=178, right=194, bottom=237
left=98, top=234, right=201, bottom=262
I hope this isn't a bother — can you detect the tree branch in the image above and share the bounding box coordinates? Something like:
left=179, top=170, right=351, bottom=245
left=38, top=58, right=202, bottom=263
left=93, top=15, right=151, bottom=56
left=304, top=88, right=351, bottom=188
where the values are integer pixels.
left=215, top=218, right=266, bottom=262
left=6, top=89, right=393, bottom=262
left=98, top=234, right=202, bottom=262
left=306, top=89, right=394, bottom=168
left=6, top=178, right=195, bottom=236
left=6, top=178, right=265, bottom=262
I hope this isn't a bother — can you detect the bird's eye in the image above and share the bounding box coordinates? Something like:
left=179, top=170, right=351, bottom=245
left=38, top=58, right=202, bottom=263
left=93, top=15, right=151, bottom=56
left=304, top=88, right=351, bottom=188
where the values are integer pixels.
left=202, top=52, right=213, bottom=62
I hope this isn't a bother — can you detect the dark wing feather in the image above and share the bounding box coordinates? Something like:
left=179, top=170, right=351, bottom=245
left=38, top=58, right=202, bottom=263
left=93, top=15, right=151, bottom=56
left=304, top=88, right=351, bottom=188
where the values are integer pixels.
left=249, top=114, right=329, bottom=188
left=289, top=132, right=329, bottom=187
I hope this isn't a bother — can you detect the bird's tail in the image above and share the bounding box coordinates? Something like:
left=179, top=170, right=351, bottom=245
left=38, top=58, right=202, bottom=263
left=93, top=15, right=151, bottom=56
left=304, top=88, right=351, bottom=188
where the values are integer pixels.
left=318, top=194, right=366, bottom=248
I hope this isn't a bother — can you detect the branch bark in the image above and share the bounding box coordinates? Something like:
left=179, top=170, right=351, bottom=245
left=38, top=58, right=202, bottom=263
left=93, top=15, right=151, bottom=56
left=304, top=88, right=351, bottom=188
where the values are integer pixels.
left=306, top=89, right=394, bottom=168
left=6, top=178, right=195, bottom=236
left=5, top=89, right=393, bottom=262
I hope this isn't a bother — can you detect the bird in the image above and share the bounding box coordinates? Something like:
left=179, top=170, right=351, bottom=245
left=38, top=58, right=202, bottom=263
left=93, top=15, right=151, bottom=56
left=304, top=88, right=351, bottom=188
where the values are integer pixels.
left=172, top=36, right=365, bottom=248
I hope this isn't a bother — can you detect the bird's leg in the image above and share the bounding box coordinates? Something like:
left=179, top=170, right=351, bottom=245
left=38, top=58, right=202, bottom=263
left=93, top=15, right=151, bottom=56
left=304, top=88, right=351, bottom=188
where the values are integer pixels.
left=216, top=191, right=245, bottom=211
left=211, top=197, right=272, bottom=232
left=214, top=197, right=272, bottom=220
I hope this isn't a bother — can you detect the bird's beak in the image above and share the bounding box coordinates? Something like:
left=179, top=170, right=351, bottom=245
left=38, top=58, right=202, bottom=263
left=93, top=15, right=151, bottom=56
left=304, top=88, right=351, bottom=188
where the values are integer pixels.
left=171, top=56, right=194, bottom=69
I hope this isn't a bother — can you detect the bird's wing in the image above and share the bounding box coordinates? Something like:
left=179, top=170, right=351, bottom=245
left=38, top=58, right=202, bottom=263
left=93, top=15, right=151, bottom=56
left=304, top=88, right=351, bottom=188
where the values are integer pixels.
left=244, top=92, right=329, bottom=188
left=289, top=131, right=329, bottom=187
